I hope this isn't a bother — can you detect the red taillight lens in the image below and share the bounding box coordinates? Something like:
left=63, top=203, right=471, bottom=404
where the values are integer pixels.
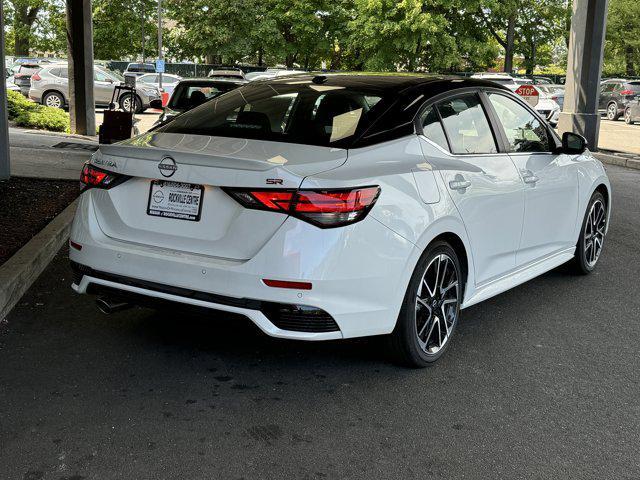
left=31, top=73, right=41, bottom=81
left=80, top=162, right=128, bottom=191
left=620, top=90, right=635, bottom=95
left=224, top=186, right=381, bottom=228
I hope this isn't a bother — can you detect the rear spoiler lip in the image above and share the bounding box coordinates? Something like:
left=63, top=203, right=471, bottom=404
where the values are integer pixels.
left=97, top=132, right=349, bottom=177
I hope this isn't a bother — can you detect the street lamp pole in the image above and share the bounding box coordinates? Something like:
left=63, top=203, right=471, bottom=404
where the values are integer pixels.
left=141, top=0, right=146, bottom=63
left=0, top=0, right=11, bottom=179
left=158, top=0, right=163, bottom=91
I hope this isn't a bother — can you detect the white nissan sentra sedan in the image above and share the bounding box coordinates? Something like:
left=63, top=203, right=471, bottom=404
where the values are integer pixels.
left=69, top=75, right=611, bottom=367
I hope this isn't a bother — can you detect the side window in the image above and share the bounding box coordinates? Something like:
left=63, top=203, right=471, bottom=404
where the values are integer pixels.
left=94, top=70, right=109, bottom=82
left=601, top=83, right=615, bottom=93
left=487, top=93, right=550, bottom=153
left=419, top=106, right=449, bottom=152
left=436, top=94, right=497, bottom=154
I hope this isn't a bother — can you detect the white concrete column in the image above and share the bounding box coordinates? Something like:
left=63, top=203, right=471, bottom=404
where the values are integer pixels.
left=558, top=0, right=609, bottom=150
left=66, top=0, right=96, bottom=136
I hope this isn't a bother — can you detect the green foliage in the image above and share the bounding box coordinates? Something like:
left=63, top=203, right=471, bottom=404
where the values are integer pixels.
left=6, top=90, right=69, bottom=132
left=14, top=106, right=70, bottom=132
left=604, top=0, right=640, bottom=76
left=6, top=0, right=638, bottom=77
left=93, top=0, right=158, bottom=60
left=6, top=89, right=34, bottom=119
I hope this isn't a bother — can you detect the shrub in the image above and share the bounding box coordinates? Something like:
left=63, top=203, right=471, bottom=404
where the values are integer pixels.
left=6, top=90, right=70, bottom=133
left=14, top=106, right=71, bottom=133
left=6, top=90, right=36, bottom=119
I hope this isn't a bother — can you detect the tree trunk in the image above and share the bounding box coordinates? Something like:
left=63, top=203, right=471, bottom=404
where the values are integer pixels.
left=625, top=45, right=636, bottom=77
left=13, top=4, right=40, bottom=56
left=526, top=40, right=536, bottom=76
left=503, top=13, right=516, bottom=73
left=257, top=47, right=264, bottom=67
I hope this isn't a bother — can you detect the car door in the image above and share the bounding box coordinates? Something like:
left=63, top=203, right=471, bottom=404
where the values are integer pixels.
left=599, top=82, right=614, bottom=112
left=419, top=93, right=525, bottom=285
left=93, top=69, right=114, bottom=105
left=485, top=91, right=579, bottom=267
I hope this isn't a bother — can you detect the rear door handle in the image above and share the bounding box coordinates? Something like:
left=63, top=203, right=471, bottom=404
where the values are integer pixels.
left=449, top=179, right=471, bottom=190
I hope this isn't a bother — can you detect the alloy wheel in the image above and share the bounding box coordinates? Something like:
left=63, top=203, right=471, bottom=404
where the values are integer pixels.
left=414, top=253, right=459, bottom=355
left=584, top=199, right=606, bottom=267
left=607, top=104, right=617, bottom=120
left=625, top=109, right=632, bottom=124
left=45, top=95, right=62, bottom=108
left=121, top=96, right=138, bottom=112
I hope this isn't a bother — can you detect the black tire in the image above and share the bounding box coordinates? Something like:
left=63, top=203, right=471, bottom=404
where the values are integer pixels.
left=624, top=108, right=634, bottom=125
left=119, top=94, right=143, bottom=114
left=606, top=102, right=620, bottom=121
left=572, top=191, right=607, bottom=275
left=387, top=241, right=464, bottom=368
left=42, top=91, right=65, bottom=109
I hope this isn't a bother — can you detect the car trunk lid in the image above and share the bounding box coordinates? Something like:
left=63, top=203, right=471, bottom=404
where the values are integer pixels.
left=89, top=132, right=347, bottom=260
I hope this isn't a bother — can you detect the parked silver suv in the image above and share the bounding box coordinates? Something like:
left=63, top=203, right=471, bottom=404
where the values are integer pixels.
left=29, top=64, right=161, bottom=113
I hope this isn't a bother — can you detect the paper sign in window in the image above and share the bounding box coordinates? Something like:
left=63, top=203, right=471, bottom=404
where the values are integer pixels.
left=330, top=108, right=363, bottom=142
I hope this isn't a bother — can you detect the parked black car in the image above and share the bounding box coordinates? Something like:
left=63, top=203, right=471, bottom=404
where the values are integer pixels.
left=153, top=78, right=247, bottom=126
left=599, top=79, right=640, bottom=120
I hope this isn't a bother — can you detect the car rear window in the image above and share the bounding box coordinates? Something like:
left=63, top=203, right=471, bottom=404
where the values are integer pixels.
left=168, top=82, right=242, bottom=110
left=157, top=81, right=386, bottom=148
left=19, top=65, right=40, bottom=74
left=128, top=64, right=155, bottom=73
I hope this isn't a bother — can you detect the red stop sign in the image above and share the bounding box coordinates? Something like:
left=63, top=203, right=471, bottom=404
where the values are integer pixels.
left=515, top=84, right=539, bottom=107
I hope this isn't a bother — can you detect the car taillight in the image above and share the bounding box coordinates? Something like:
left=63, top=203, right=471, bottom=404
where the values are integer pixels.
left=224, top=186, right=381, bottom=228
left=31, top=73, right=41, bottom=81
left=80, top=162, right=128, bottom=191
left=620, top=90, right=635, bottom=95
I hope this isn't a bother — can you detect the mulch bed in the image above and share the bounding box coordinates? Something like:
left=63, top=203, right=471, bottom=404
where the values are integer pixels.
left=0, top=176, right=79, bottom=267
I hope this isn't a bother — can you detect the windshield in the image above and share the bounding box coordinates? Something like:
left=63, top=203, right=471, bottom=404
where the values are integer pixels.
left=626, top=82, right=640, bottom=92
left=157, top=81, right=386, bottom=148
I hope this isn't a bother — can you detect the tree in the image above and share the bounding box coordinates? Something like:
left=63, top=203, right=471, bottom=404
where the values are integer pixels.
left=604, top=0, right=640, bottom=76
left=515, top=0, right=566, bottom=75
left=93, top=0, right=158, bottom=60
left=345, top=0, right=498, bottom=72
left=476, top=0, right=518, bottom=72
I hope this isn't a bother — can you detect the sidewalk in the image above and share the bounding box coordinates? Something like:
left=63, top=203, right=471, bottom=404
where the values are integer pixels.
left=9, top=127, right=96, bottom=180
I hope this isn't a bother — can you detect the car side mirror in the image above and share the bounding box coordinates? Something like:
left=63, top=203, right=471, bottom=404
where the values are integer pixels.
left=149, top=99, right=163, bottom=109
left=561, top=132, right=587, bottom=154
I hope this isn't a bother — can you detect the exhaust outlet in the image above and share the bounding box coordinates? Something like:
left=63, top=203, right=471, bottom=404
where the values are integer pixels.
left=96, top=296, right=131, bottom=315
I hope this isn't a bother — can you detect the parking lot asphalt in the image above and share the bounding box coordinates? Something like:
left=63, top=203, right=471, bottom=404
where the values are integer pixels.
left=1, top=164, right=639, bottom=480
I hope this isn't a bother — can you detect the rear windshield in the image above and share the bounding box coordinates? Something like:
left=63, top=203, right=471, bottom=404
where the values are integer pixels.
left=157, top=81, right=386, bottom=148
left=19, top=65, right=40, bottom=74
left=626, top=82, right=640, bottom=92
left=128, top=64, right=155, bottom=73
left=168, top=82, right=242, bottom=110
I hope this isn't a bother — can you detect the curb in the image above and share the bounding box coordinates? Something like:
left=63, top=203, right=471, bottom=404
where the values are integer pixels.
left=0, top=198, right=78, bottom=321
left=594, top=151, right=640, bottom=171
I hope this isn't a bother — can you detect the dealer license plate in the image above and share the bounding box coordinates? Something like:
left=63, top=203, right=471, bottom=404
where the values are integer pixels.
left=147, top=180, right=204, bottom=221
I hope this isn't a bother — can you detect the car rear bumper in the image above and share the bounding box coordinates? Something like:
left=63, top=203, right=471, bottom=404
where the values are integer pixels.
left=69, top=191, right=418, bottom=340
